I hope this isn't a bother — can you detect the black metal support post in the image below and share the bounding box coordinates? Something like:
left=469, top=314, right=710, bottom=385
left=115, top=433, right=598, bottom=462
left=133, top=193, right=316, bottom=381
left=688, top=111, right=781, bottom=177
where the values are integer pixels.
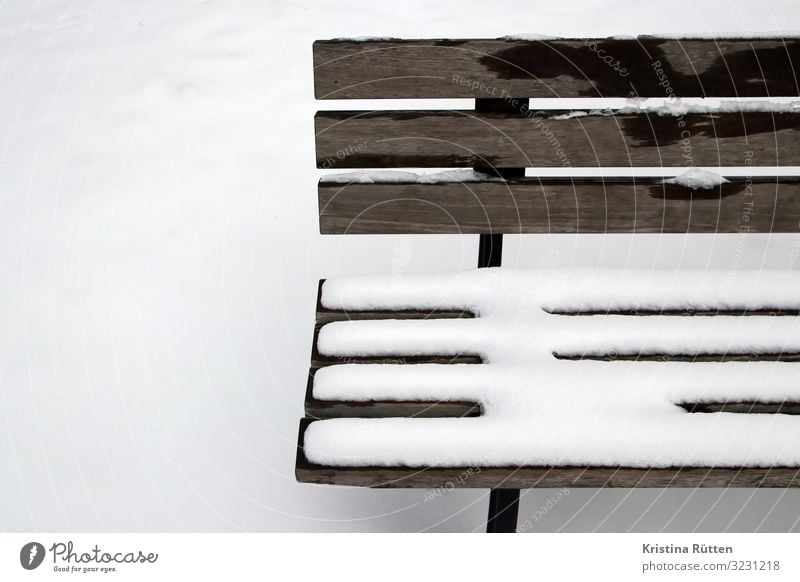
left=478, top=234, right=503, bottom=268
left=486, top=489, right=521, bottom=533
left=474, top=97, right=526, bottom=533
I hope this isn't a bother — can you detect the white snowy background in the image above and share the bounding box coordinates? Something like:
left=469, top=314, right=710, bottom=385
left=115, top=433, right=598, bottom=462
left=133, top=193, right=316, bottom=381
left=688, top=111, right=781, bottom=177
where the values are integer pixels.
left=1, top=0, right=800, bottom=532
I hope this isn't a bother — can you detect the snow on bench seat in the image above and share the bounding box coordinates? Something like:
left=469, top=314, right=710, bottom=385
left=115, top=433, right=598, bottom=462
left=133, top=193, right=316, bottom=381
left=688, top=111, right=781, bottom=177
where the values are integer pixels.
left=302, top=269, right=800, bottom=472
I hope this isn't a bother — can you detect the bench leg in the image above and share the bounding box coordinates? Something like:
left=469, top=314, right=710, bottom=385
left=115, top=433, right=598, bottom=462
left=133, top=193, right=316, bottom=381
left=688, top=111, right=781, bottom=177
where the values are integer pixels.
left=478, top=233, right=503, bottom=268
left=486, top=489, right=520, bottom=533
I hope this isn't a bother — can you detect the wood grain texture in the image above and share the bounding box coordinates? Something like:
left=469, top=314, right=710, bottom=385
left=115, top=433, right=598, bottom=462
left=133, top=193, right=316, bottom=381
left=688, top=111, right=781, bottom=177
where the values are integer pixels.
left=318, top=177, right=800, bottom=234
left=556, top=352, right=800, bottom=362
left=313, top=38, right=800, bottom=99
left=315, top=110, right=800, bottom=168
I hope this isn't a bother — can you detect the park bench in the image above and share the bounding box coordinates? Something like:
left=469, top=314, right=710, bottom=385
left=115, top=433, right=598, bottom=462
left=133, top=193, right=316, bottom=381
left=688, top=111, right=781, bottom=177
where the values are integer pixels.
left=296, top=36, right=800, bottom=532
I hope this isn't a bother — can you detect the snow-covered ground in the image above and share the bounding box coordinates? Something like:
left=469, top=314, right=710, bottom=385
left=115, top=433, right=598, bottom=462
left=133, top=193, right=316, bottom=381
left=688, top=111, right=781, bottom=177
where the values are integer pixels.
left=2, top=0, right=800, bottom=532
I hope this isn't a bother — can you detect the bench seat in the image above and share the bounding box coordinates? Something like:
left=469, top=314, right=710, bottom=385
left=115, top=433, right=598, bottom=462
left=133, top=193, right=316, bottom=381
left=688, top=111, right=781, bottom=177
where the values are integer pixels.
left=297, top=269, right=800, bottom=488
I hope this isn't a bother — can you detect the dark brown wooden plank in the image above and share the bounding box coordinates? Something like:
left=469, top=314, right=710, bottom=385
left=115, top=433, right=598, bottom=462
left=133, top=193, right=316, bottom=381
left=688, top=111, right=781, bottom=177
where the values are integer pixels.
left=315, top=110, right=800, bottom=168
left=555, top=352, right=800, bottom=362
left=679, top=401, right=800, bottom=414
left=314, top=38, right=800, bottom=99
left=295, top=421, right=800, bottom=487
left=311, top=323, right=482, bottom=367
left=549, top=307, right=800, bottom=316
left=304, top=370, right=481, bottom=419
left=315, top=280, right=476, bottom=323
left=318, top=177, right=800, bottom=234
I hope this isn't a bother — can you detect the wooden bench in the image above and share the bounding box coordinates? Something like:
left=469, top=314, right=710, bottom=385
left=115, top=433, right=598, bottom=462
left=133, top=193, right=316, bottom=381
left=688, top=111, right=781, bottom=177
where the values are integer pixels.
left=297, top=37, right=800, bottom=532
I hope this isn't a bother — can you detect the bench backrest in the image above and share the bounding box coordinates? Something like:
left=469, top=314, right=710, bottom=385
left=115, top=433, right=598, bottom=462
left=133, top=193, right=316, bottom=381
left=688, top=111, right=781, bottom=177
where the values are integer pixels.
left=314, top=37, right=800, bottom=235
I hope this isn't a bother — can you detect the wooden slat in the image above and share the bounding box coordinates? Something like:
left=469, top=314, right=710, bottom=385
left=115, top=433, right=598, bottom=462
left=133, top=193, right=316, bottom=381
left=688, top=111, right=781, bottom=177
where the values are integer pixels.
left=314, top=38, right=800, bottom=99
left=315, top=111, right=800, bottom=168
left=295, top=421, right=800, bottom=487
left=550, top=308, right=800, bottom=316
left=555, top=352, right=800, bottom=362
left=679, top=401, right=800, bottom=414
left=315, top=279, right=475, bottom=323
left=304, top=371, right=481, bottom=419
left=318, top=177, right=800, bottom=234
left=311, top=316, right=483, bottom=367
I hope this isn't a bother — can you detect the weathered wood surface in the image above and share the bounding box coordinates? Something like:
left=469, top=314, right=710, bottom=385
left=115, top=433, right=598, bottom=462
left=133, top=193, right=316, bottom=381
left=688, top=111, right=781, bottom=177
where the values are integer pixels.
left=304, top=372, right=482, bottom=419
left=296, top=421, right=800, bottom=488
left=679, top=401, right=800, bottom=414
left=557, top=353, right=800, bottom=361
left=314, top=279, right=476, bottom=323
left=315, top=111, right=800, bottom=168
left=298, top=281, right=800, bottom=486
left=314, top=38, right=800, bottom=99
left=318, top=177, right=800, bottom=234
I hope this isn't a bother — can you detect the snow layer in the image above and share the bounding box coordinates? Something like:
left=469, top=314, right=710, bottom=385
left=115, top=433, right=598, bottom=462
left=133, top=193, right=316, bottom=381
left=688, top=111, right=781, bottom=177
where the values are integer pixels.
left=549, top=98, right=800, bottom=119
left=306, top=269, right=800, bottom=468
left=320, top=169, right=503, bottom=184
left=626, top=31, right=800, bottom=39
left=337, top=33, right=800, bottom=42
left=502, top=33, right=562, bottom=40
left=618, top=98, right=800, bottom=115
left=665, top=169, right=730, bottom=189
left=330, top=36, right=402, bottom=41
left=506, top=33, right=800, bottom=40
